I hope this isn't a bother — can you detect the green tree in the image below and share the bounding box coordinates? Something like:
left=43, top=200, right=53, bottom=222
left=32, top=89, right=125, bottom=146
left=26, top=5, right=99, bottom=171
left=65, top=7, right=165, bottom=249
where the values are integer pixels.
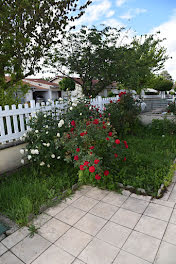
left=47, top=26, right=168, bottom=96
left=148, top=75, right=173, bottom=92
left=0, top=0, right=91, bottom=105
left=59, top=77, right=75, bottom=91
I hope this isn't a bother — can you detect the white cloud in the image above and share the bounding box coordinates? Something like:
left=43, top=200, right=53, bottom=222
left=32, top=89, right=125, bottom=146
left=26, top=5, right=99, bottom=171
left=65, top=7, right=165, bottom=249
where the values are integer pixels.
left=120, top=8, right=147, bottom=20
left=106, top=10, right=115, bottom=18
left=116, top=0, right=127, bottom=7
left=150, top=10, right=176, bottom=80
left=71, top=0, right=112, bottom=27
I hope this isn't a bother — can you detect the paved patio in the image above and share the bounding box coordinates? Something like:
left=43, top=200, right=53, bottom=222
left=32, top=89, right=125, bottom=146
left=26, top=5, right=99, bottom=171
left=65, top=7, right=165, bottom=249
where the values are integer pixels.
left=1, top=175, right=176, bottom=264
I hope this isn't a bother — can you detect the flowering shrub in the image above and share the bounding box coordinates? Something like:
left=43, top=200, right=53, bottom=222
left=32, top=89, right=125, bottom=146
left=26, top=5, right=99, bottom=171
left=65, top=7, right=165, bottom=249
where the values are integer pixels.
left=63, top=98, right=99, bottom=124
left=167, top=102, right=176, bottom=115
left=61, top=117, right=128, bottom=188
left=104, top=92, right=140, bottom=136
left=21, top=109, right=67, bottom=168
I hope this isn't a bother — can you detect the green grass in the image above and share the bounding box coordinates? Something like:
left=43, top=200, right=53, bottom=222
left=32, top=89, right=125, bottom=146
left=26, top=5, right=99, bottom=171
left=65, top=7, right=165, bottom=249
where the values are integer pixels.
left=118, top=128, right=176, bottom=196
left=0, top=161, right=78, bottom=225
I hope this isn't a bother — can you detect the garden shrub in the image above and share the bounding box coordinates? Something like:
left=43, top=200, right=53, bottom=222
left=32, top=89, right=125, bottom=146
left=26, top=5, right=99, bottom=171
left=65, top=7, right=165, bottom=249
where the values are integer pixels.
left=104, top=92, right=141, bottom=136
left=167, top=102, right=176, bottom=115
left=149, top=118, right=176, bottom=136
left=61, top=117, right=128, bottom=189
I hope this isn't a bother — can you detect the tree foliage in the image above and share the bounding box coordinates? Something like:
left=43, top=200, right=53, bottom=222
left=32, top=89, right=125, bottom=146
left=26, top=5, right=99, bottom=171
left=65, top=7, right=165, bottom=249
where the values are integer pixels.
left=48, top=25, right=169, bottom=95
left=147, top=75, right=173, bottom=91
left=0, top=0, right=91, bottom=105
left=59, top=77, right=75, bottom=91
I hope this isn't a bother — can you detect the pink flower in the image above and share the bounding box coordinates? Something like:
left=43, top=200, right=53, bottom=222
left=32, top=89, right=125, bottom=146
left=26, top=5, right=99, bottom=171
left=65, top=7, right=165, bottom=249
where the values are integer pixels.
left=76, top=148, right=80, bottom=152
left=114, top=153, right=118, bottom=158
left=124, top=157, right=126, bottom=161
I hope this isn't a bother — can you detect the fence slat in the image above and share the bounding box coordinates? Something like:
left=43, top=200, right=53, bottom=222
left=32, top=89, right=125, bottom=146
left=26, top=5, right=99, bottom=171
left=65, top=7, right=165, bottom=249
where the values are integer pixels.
left=12, top=105, right=19, bottom=134
left=18, top=104, right=25, bottom=133
left=4, top=105, right=12, bottom=141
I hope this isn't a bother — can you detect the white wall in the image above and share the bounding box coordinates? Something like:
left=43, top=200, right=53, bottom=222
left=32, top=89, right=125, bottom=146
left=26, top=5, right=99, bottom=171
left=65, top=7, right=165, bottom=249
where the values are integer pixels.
left=25, top=90, right=33, bottom=102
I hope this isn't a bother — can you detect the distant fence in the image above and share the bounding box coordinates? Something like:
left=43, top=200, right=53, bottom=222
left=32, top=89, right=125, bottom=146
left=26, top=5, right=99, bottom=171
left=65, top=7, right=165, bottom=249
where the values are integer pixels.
left=0, top=96, right=119, bottom=144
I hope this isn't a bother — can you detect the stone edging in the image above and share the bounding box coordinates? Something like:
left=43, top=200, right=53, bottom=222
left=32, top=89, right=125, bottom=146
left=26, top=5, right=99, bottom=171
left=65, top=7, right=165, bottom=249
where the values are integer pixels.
left=0, top=140, right=24, bottom=151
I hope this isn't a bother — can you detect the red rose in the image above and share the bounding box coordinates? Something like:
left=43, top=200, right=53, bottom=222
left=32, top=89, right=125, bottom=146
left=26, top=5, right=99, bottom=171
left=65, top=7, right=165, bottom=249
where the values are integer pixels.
left=124, top=157, right=126, bottom=161
left=84, top=161, right=89, bottom=166
left=93, top=119, right=99, bottom=124
left=94, top=159, right=100, bottom=164
left=80, top=165, right=85, bottom=170
left=71, top=120, right=76, bottom=127
left=74, top=155, right=79, bottom=161
left=103, top=126, right=106, bottom=129
left=86, top=121, right=91, bottom=126
left=115, top=139, right=120, bottom=144
left=109, top=132, right=112, bottom=137
left=84, top=131, right=88, bottom=135
left=80, top=132, right=85, bottom=136
left=110, top=100, right=113, bottom=103
left=103, top=121, right=106, bottom=124
left=90, top=152, right=93, bottom=155
left=104, top=170, right=109, bottom=176
left=76, top=148, right=80, bottom=152
left=89, top=166, right=95, bottom=173
left=95, top=174, right=101, bottom=180
left=114, top=153, right=118, bottom=158
left=67, top=134, right=70, bottom=139
left=99, top=114, right=102, bottom=118
left=70, top=127, right=74, bottom=132
left=106, top=137, right=110, bottom=141
left=89, top=146, right=94, bottom=150
left=123, top=141, right=128, bottom=149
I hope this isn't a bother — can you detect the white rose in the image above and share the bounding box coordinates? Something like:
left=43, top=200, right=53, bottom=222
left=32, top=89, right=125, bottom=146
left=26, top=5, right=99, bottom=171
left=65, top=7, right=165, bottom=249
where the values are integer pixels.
left=20, top=136, right=23, bottom=141
left=45, top=125, right=48, bottom=128
left=46, top=131, right=49, bottom=134
left=20, top=149, right=25, bottom=155
left=34, top=149, right=39, bottom=155
left=40, top=161, right=45, bottom=166
left=23, top=133, right=27, bottom=137
left=43, top=143, right=47, bottom=146
left=47, top=164, right=50, bottom=168
left=46, top=143, right=50, bottom=147
left=162, top=135, right=165, bottom=137
left=57, top=156, right=61, bottom=159
left=89, top=107, right=92, bottom=110
left=51, top=154, right=55, bottom=158
left=48, top=99, right=51, bottom=102
left=21, top=159, right=24, bottom=164
left=44, top=114, right=47, bottom=118
left=80, top=113, right=82, bottom=116
left=27, top=155, right=32, bottom=160
left=57, top=133, right=60, bottom=137
left=31, top=149, right=35, bottom=154
left=70, top=107, right=73, bottom=110
left=35, top=130, right=39, bottom=133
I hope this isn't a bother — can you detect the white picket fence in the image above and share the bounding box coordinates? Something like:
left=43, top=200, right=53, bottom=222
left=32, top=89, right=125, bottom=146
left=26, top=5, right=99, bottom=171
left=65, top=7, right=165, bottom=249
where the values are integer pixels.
left=0, top=96, right=119, bottom=144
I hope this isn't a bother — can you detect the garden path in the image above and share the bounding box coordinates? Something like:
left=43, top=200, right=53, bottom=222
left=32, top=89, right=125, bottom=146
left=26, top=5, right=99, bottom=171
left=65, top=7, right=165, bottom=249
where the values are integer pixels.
left=1, top=174, right=176, bottom=264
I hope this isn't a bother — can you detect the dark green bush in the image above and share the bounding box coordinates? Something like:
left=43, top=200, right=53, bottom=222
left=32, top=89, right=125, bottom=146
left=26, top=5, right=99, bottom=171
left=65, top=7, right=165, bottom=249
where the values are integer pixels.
left=149, top=118, right=176, bottom=135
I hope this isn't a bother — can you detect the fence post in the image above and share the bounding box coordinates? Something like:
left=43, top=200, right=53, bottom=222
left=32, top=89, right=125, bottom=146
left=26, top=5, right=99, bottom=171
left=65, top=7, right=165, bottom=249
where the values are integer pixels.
left=30, top=100, right=36, bottom=117
left=97, top=96, right=103, bottom=112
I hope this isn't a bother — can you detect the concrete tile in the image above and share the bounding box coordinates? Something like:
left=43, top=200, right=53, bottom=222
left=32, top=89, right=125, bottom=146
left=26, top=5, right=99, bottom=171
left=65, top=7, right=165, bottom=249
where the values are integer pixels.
left=163, top=223, right=176, bottom=245
left=55, top=206, right=86, bottom=225
left=39, top=218, right=70, bottom=243
left=63, top=192, right=82, bottom=205
left=135, top=215, right=167, bottom=239
left=45, top=202, right=67, bottom=216
left=122, top=197, right=149, bottom=214
left=102, top=192, right=128, bottom=207
left=0, top=251, right=23, bottom=264
left=89, top=201, right=118, bottom=220
left=55, top=227, right=92, bottom=257
left=86, top=187, right=109, bottom=200
left=123, top=231, right=160, bottom=263
left=170, top=209, right=176, bottom=224
left=0, top=242, right=7, bottom=256
left=71, top=196, right=98, bottom=212
left=72, top=259, right=85, bottom=264
left=79, top=237, right=120, bottom=264
left=121, top=190, right=131, bottom=196
left=168, top=189, right=176, bottom=202
left=160, top=191, right=171, bottom=201
left=144, top=203, right=172, bottom=221
left=1, top=227, right=29, bottom=249
left=111, top=208, right=141, bottom=229
left=154, top=241, right=176, bottom=264
left=11, top=234, right=51, bottom=264
left=114, top=250, right=150, bottom=264
left=97, top=221, right=131, bottom=248
left=130, top=193, right=151, bottom=202
left=151, top=199, right=175, bottom=208
left=78, top=185, right=93, bottom=195
left=74, top=213, right=107, bottom=236
left=31, top=213, right=52, bottom=228
left=32, top=244, right=74, bottom=264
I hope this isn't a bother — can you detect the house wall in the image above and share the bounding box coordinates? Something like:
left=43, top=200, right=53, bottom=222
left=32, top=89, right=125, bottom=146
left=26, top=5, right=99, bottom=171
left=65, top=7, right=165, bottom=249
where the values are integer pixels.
left=24, top=90, right=33, bottom=102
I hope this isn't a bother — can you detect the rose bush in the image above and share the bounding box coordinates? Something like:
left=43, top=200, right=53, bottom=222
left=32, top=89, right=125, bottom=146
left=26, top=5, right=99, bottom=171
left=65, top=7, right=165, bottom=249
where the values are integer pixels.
left=61, top=117, right=128, bottom=189
left=104, top=92, right=141, bottom=136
